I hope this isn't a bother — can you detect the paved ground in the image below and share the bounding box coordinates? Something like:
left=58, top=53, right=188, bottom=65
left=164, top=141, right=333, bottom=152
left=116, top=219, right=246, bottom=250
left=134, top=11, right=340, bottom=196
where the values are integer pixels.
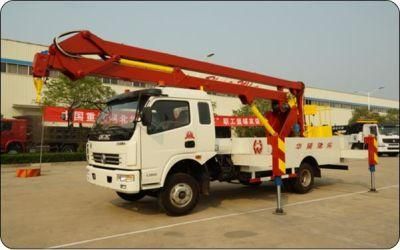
left=1, top=157, right=399, bottom=248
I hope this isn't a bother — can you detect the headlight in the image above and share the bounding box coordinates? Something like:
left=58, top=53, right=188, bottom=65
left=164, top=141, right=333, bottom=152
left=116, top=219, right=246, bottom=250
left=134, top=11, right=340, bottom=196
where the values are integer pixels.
left=117, top=174, right=135, bottom=182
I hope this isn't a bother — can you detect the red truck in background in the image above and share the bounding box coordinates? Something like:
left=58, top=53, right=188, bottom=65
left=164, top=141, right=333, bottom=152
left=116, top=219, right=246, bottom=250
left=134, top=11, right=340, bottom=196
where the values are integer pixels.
left=1, top=116, right=91, bottom=154
left=1, top=118, right=28, bottom=153
left=1, top=107, right=99, bottom=154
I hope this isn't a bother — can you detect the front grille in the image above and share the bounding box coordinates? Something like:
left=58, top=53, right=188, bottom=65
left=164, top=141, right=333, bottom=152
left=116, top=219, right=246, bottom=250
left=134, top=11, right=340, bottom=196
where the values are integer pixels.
left=383, top=139, right=399, bottom=144
left=93, top=153, right=120, bottom=165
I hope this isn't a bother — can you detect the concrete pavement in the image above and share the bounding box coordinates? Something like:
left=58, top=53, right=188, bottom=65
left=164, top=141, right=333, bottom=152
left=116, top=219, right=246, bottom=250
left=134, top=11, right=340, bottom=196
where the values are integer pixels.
left=1, top=157, right=398, bottom=248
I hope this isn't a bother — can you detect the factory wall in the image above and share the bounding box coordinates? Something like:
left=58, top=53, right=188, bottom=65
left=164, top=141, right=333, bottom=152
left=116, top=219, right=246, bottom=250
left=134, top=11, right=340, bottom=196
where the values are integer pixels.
left=1, top=38, right=398, bottom=126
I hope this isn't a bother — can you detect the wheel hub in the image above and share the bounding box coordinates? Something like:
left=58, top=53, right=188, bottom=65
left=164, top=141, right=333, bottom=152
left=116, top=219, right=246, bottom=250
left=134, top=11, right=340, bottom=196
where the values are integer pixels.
left=170, top=183, right=193, bottom=208
left=301, top=169, right=312, bottom=187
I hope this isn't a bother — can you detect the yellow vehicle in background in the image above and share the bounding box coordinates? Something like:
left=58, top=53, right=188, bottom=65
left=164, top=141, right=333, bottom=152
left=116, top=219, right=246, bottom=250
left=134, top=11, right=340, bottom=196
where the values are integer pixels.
left=303, top=105, right=332, bottom=138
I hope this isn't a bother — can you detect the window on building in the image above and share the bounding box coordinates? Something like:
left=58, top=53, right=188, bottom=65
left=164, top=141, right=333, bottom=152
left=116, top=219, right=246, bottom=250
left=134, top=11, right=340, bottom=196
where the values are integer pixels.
left=17, top=65, right=29, bottom=75
left=148, top=100, right=190, bottom=134
left=110, top=78, right=118, bottom=84
left=1, top=63, right=6, bottom=73
left=198, top=102, right=211, bottom=124
left=133, top=82, right=143, bottom=87
left=28, top=66, right=33, bottom=75
left=103, top=78, right=111, bottom=84
left=7, top=64, right=18, bottom=74
left=49, top=70, right=59, bottom=78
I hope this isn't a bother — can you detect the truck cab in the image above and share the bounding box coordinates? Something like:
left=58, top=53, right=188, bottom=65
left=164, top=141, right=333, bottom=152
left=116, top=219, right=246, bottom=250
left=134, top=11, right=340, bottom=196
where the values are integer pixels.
left=86, top=87, right=216, bottom=213
left=347, top=122, right=399, bottom=156
left=0, top=118, right=27, bottom=153
left=377, top=124, right=399, bottom=156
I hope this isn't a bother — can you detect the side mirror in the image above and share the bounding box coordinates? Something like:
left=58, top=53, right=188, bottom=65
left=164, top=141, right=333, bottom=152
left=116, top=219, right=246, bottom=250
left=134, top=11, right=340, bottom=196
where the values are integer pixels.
left=141, top=107, right=152, bottom=126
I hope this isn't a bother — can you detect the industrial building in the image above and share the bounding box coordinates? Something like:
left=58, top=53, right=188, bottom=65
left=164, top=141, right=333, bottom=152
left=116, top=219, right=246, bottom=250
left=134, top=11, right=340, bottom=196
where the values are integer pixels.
left=1, top=38, right=398, bottom=126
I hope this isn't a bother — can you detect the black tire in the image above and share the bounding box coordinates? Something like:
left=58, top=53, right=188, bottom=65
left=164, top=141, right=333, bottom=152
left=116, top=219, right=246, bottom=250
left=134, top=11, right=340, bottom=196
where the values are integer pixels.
left=291, top=162, right=315, bottom=194
left=61, top=144, right=75, bottom=152
left=282, top=178, right=294, bottom=192
left=116, top=191, right=146, bottom=202
left=158, top=173, right=199, bottom=216
left=7, top=143, right=22, bottom=154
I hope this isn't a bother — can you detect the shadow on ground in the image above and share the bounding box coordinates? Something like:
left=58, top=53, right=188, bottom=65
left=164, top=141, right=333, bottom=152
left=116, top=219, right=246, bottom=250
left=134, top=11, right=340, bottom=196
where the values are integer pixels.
left=109, top=176, right=362, bottom=216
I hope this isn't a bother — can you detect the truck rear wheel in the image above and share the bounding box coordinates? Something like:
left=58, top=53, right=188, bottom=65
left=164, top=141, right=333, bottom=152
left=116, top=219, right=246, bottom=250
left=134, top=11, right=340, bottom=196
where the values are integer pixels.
left=116, top=191, right=146, bottom=202
left=61, top=144, right=76, bottom=152
left=291, top=163, right=314, bottom=194
left=158, top=173, right=199, bottom=216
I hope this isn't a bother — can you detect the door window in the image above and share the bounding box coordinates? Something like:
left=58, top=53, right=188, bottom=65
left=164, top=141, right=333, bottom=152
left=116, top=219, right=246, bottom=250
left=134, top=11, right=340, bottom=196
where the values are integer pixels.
left=198, top=102, right=211, bottom=125
left=148, top=100, right=190, bottom=134
left=369, top=126, right=378, bottom=136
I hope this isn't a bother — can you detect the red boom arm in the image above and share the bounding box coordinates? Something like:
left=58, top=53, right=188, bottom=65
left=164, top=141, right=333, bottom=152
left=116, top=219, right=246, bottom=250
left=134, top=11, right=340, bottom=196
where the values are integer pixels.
left=33, top=30, right=305, bottom=136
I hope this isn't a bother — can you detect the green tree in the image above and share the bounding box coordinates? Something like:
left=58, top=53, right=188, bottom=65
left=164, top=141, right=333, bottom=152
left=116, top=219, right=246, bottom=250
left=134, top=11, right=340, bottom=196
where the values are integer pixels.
left=43, top=75, right=116, bottom=126
left=348, top=107, right=383, bottom=125
left=232, top=99, right=271, bottom=137
left=381, top=108, right=399, bottom=125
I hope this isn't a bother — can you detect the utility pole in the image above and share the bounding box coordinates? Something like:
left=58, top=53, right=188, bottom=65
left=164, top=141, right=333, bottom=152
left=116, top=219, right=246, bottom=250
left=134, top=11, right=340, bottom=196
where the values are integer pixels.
left=354, top=86, right=384, bottom=111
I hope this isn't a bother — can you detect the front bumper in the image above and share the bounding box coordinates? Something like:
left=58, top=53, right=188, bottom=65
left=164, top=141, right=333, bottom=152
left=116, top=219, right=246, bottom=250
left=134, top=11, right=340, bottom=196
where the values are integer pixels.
left=378, top=144, right=399, bottom=153
left=86, top=165, right=140, bottom=194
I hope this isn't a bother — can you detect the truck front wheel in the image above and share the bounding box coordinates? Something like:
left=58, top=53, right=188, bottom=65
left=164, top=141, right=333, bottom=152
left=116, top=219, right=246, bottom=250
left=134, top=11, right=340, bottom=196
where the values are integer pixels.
left=291, top=163, right=314, bottom=194
left=158, top=173, right=199, bottom=216
left=116, top=191, right=146, bottom=202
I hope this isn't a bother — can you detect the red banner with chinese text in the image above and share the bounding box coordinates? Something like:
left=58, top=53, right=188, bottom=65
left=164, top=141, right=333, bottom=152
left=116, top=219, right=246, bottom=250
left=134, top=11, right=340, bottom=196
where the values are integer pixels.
left=214, top=115, right=262, bottom=127
left=43, top=106, right=100, bottom=124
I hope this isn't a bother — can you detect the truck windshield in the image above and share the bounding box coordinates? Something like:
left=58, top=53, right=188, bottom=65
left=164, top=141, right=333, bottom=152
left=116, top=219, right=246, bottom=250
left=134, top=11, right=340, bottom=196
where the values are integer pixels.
left=1, top=121, right=12, bottom=131
left=378, top=125, right=399, bottom=136
left=89, top=99, right=140, bottom=141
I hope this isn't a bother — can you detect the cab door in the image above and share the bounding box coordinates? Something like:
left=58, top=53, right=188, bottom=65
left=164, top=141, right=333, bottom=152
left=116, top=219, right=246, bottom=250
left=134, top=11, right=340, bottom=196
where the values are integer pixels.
left=140, top=98, right=196, bottom=184
left=364, top=124, right=378, bottom=137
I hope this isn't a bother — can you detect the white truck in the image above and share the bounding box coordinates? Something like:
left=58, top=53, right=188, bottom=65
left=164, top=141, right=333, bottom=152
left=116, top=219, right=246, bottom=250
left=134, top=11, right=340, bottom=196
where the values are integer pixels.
left=85, top=87, right=348, bottom=215
left=346, top=122, right=399, bottom=156
left=33, top=30, right=352, bottom=215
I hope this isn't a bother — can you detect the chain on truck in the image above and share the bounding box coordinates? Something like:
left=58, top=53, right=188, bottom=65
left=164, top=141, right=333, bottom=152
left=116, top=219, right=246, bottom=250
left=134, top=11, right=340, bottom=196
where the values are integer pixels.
left=32, top=30, right=360, bottom=216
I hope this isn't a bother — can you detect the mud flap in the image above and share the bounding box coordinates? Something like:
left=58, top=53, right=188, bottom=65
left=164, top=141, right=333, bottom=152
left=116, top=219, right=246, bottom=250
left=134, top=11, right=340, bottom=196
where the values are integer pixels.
left=200, top=171, right=210, bottom=195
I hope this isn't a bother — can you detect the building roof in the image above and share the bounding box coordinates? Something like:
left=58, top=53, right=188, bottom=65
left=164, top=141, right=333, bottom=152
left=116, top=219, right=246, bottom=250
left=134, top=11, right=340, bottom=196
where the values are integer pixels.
left=1, top=38, right=48, bottom=48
